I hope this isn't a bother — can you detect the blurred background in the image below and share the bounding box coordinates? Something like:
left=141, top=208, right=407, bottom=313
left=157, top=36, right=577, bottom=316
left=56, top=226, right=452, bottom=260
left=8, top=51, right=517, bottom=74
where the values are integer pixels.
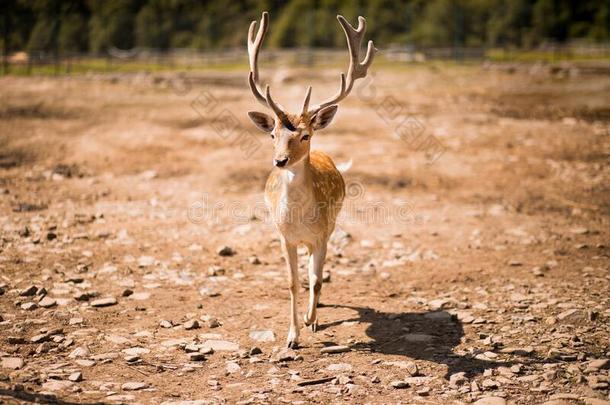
left=2, top=0, right=610, bottom=74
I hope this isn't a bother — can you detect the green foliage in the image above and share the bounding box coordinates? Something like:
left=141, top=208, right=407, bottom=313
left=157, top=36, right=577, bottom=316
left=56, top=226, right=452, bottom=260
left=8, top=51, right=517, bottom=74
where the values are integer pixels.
left=2, top=0, right=609, bottom=55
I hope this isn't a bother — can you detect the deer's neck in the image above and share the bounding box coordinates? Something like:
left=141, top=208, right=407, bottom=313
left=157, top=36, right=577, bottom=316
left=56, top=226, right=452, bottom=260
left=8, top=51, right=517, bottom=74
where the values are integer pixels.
left=279, top=154, right=312, bottom=199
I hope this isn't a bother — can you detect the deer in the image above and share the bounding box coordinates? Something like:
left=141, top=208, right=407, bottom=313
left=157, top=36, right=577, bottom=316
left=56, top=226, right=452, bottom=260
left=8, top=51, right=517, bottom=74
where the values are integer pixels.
left=246, top=11, right=375, bottom=349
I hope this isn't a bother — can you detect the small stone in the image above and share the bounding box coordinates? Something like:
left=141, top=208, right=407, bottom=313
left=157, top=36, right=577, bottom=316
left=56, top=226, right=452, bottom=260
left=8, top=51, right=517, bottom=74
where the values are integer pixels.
left=390, top=380, right=409, bottom=389
left=320, top=345, right=350, bottom=354
left=226, top=362, right=241, bottom=374
left=122, top=289, right=133, bottom=297
left=249, top=330, right=275, bottom=342
left=217, top=245, right=235, bottom=257
left=20, top=285, right=38, bottom=296
left=38, top=297, right=57, bottom=308
left=271, top=347, right=297, bottom=362
left=7, top=336, right=26, bottom=344
left=159, top=320, right=173, bottom=328
left=69, top=317, right=84, bottom=325
left=200, top=340, right=238, bottom=352
left=473, top=397, right=507, bottom=405
left=121, top=382, right=148, bottom=391
left=68, top=346, right=90, bottom=358
left=184, top=320, right=200, bottom=330
left=1, top=357, right=24, bottom=370
left=207, top=266, right=226, bottom=276
left=508, top=260, right=522, bottom=266
left=68, top=372, right=83, bottom=382
left=249, top=347, right=262, bottom=356
left=125, top=355, right=140, bottom=363
left=207, top=318, right=221, bottom=328
left=90, top=297, right=117, bottom=307
left=326, top=363, right=352, bottom=372
left=588, top=359, right=609, bottom=370
left=31, top=333, right=50, bottom=343
left=482, top=379, right=499, bottom=390
left=21, top=302, right=37, bottom=311
left=449, top=372, right=468, bottom=388
left=416, top=387, right=430, bottom=396
left=248, top=256, right=262, bottom=265
left=188, top=353, right=206, bottom=361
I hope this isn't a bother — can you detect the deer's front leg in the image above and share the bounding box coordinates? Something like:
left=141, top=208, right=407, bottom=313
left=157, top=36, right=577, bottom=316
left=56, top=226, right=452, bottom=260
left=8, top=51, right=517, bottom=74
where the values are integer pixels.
left=282, top=239, right=300, bottom=349
left=304, top=243, right=327, bottom=332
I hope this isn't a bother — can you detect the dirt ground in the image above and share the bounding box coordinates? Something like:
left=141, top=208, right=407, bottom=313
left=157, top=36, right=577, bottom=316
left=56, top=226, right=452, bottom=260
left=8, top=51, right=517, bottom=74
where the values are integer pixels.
left=0, top=61, right=609, bottom=405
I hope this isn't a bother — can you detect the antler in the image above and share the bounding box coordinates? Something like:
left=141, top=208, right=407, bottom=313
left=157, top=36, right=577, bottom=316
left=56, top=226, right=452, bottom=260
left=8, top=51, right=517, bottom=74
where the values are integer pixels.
left=308, top=15, right=376, bottom=115
left=247, top=12, right=294, bottom=130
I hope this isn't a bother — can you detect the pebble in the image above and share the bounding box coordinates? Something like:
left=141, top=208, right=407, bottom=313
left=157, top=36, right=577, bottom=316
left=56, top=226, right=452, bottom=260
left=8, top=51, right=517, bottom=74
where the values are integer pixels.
left=68, top=372, right=83, bottom=382
left=90, top=297, right=117, bottom=307
left=19, top=285, right=38, bottom=296
left=122, top=382, right=148, bottom=391
left=217, top=245, right=235, bottom=256
left=184, top=320, right=200, bottom=330
left=473, top=397, right=507, bottom=405
left=320, top=345, right=350, bottom=354
left=159, top=320, right=173, bottom=328
left=200, top=340, right=239, bottom=352
left=1, top=357, right=24, bottom=370
left=249, top=330, right=275, bottom=342
left=21, top=302, right=37, bottom=310
left=38, top=297, right=57, bottom=308
left=188, top=353, right=206, bottom=361
left=390, top=380, right=409, bottom=389
left=450, top=372, right=468, bottom=388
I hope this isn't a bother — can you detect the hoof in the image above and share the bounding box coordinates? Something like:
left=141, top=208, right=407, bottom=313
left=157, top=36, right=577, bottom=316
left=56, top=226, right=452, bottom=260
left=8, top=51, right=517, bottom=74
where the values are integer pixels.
left=303, top=314, right=318, bottom=332
left=287, top=340, right=299, bottom=349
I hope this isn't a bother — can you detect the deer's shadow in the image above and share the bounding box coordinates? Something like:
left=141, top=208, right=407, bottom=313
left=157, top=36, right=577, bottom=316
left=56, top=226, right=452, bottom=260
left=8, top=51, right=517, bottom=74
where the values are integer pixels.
left=319, top=304, right=538, bottom=379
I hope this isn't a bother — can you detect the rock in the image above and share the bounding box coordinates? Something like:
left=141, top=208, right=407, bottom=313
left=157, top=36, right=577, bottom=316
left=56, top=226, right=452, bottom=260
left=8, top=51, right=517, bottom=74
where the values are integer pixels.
left=184, top=320, right=200, bottom=330
left=217, top=245, right=235, bottom=256
left=121, top=289, right=134, bottom=297
left=557, top=309, right=580, bottom=321
left=137, top=256, right=155, bottom=267
left=499, top=346, right=534, bottom=355
left=1, top=357, right=24, bottom=370
left=297, top=376, right=336, bottom=386
left=416, top=387, right=430, bottom=396
left=7, top=336, right=26, bottom=344
left=20, top=285, right=38, bottom=296
left=385, top=361, right=419, bottom=376
left=38, top=297, right=57, bottom=308
left=326, top=363, right=352, bottom=372
left=508, top=260, right=522, bottom=266
left=74, top=292, right=91, bottom=301
left=188, top=353, right=206, bottom=361
left=75, top=359, right=95, bottom=367
left=248, top=256, right=262, bottom=265
left=68, top=372, right=83, bottom=382
left=159, top=320, right=173, bottom=328
left=449, top=372, right=468, bottom=388
left=320, top=345, right=350, bottom=354
left=31, top=333, right=51, bottom=343
left=390, top=380, right=409, bottom=389
left=207, top=266, right=225, bottom=276
left=122, top=382, right=148, bottom=391
left=21, top=302, right=37, bottom=311
left=271, top=347, right=297, bottom=362
left=482, top=379, right=499, bottom=389
left=226, top=362, right=241, bottom=373
left=249, top=330, right=275, bottom=342
left=68, top=346, right=90, bottom=358
left=403, top=334, right=434, bottom=343
left=249, top=347, right=262, bottom=356
left=122, top=347, right=150, bottom=356
left=473, top=397, right=507, bottom=405
left=90, top=297, right=117, bottom=307
left=588, top=359, right=609, bottom=370
left=69, top=317, right=84, bottom=325
left=200, top=340, right=239, bottom=352
left=207, top=318, right=221, bottom=328
left=42, top=380, right=73, bottom=392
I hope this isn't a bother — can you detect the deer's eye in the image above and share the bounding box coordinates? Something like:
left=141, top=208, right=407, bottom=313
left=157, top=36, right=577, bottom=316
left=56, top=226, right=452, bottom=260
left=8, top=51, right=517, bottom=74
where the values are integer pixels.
left=301, top=133, right=310, bottom=142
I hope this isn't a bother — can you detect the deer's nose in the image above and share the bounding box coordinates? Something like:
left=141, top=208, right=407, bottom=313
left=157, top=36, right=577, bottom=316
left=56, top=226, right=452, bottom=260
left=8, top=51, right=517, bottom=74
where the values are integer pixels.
left=274, top=157, right=289, bottom=167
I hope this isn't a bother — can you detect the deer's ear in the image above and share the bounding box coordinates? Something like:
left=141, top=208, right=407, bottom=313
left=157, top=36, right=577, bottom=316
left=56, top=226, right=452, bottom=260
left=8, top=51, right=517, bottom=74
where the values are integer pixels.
left=248, top=111, right=275, bottom=133
left=311, top=105, right=338, bottom=130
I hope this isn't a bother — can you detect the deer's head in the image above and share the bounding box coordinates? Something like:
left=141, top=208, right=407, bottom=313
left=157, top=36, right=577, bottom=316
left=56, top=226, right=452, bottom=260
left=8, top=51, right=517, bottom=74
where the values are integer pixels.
left=246, top=12, right=376, bottom=169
